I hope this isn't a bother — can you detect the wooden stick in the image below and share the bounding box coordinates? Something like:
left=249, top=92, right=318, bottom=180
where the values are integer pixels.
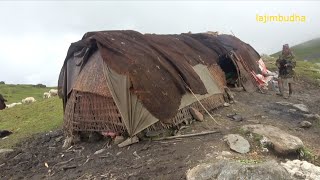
left=62, top=165, right=77, bottom=171
left=186, top=86, right=221, bottom=126
left=153, top=130, right=220, bottom=141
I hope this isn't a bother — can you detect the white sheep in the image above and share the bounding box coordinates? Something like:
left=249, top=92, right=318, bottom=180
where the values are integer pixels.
left=43, top=92, right=51, bottom=99
left=49, top=89, right=58, bottom=97
left=22, top=97, right=36, bottom=104
left=6, top=102, right=22, bottom=108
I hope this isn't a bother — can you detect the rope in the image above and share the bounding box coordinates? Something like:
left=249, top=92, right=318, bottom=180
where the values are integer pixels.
left=186, top=86, right=221, bottom=126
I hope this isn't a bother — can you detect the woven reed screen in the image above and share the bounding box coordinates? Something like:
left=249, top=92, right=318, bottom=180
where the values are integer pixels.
left=64, top=65, right=226, bottom=136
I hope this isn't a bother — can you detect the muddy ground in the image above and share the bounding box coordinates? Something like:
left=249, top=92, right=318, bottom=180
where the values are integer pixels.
left=1, top=78, right=319, bottom=180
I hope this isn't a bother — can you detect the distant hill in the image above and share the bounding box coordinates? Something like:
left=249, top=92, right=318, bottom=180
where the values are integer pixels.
left=271, top=38, right=320, bottom=62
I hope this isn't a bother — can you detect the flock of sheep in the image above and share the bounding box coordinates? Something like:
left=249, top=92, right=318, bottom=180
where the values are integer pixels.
left=5, top=89, right=58, bottom=108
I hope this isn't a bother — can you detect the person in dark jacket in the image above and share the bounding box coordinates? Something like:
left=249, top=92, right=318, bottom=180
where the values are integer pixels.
left=0, top=94, right=7, bottom=110
left=276, top=44, right=296, bottom=98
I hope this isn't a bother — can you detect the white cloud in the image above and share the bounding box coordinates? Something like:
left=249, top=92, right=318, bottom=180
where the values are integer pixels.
left=0, top=1, right=319, bottom=85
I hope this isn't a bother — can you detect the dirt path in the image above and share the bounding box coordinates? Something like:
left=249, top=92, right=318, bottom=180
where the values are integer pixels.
left=1, top=79, right=319, bottom=180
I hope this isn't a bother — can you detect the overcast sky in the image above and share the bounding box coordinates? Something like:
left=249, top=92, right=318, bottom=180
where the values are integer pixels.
left=1, top=1, right=319, bottom=86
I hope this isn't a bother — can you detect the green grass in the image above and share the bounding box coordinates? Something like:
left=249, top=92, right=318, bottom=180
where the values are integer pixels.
left=262, top=55, right=320, bottom=83
left=0, top=84, right=54, bottom=104
left=0, top=84, right=63, bottom=148
left=271, top=38, right=320, bottom=63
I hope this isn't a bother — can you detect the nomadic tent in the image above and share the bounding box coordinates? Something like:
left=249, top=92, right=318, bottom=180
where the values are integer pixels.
left=58, top=30, right=262, bottom=138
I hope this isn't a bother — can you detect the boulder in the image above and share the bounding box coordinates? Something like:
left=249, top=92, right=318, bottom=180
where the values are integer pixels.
left=299, top=121, right=312, bottom=128
left=190, top=108, right=204, bottom=122
left=242, top=124, right=304, bottom=155
left=187, top=160, right=292, bottom=180
left=281, top=159, right=320, bottom=180
left=223, top=134, right=250, bottom=154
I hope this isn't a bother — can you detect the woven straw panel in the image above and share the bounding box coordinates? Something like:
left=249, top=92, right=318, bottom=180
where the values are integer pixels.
left=64, top=90, right=126, bottom=136
left=207, top=64, right=227, bottom=91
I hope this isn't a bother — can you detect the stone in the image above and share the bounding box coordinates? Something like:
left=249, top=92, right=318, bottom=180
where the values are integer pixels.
left=189, top=108, right=204, bottom=122
left=0, top=149, right=13, bottom=154
left=55, top=136, right=63, bottom=142
left=276, top=101, right=293, bottom=106
left=94, top=148, right=106, bottom=155
left=247, top=119, right=261, bottom=124
left=302, top=114, right=320, bottom=120
left=242, top=124, right=304, bottom=155
left=281, top=160, right=320, bottom=180
left=223, top=134, right=250, bottom=154
left=114, top=136, right=125, bottom=145
left=292, top=104, right=309, bottom=113
left=227, top=114, right=243, bottom=121
left=223, top=102, right=230, bottom=107
left=221, top=151, right=232, bottom=157
left=118, top=136, right=139, bottom=148
left=186, top=160, right=292, bottom=180
left=288, top=109, right=297, bottom=113
left=275, top=102, right=310, bottom=113
left=299, top=121, right=312, bottom=128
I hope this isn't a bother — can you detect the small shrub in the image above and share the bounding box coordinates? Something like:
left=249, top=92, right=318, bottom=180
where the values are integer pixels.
left=298, top=147, right=315, bottom=161
left=33, top=84, right=47, bottom=88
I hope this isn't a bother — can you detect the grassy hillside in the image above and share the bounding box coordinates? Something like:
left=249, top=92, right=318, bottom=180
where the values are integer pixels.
left=271, top=38, right=320, bottom=63
left=0, top=84, right=54, bottom=104
left=262, top=54, right=320, bottom=83
left=0, top=84, right=63, bottom=148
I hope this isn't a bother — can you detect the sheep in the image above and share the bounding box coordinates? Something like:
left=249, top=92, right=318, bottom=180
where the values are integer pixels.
left=43, top=92, right=51, bottom=99
left=49, top=89, right=58, bottom=97
left=22, top=97, right=36, bottom=104
left=6, top=102, right=22, bottom=108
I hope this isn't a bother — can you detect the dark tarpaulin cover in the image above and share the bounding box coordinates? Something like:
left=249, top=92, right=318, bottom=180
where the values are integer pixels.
left=58, top=30, right=260, bottom=121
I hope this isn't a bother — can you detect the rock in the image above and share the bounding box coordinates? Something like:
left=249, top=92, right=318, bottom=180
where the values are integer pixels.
left=288, top=109, right=297, bottom=113
left=223, top=102, right=230, bottom=107
left=221, top=151, right=232, bottom=157
left=269, top=110, right=280, bottom=115
left=227, top=114, right=243, bottom=121
left=242, top=124, right=304, bottom=155
left=223, top=134, right=250, bottom=154
left=281, top=160, right=320, bottom=180
left=247, top=119, right=261, bottom=124
left=0, top=149, right=14, bottom=154
left=118, top=136, right=139, bottom=148
left=276, top=101, right=293, bottom=106
left=55, top=136, right=63, bottom=142
left=189, top=108, right=203, bottom=121
left=302, top=114, right=320, bottom=120
left=261, top=147, right=269, bottom=153
left=186, top=160, right=292, bottom=180
left=299, top=121, right=312, bottom=128
left=276, top=102, right=310, bottom=113
left=292, top=104, right=309, bottom=113
left=94, top=148, right=106, bottom=155
left=114, top=136, right=125, bottom=145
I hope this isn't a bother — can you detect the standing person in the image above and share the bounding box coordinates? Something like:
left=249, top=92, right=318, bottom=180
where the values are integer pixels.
left=276, top=44, right=296, bottom=98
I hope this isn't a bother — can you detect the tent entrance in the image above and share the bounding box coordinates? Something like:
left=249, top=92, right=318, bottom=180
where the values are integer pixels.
left=218, top=55, right=239, bottom=87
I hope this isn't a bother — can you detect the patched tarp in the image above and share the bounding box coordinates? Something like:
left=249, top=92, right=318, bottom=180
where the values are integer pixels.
left=58, top=30, right=261, bottom=124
